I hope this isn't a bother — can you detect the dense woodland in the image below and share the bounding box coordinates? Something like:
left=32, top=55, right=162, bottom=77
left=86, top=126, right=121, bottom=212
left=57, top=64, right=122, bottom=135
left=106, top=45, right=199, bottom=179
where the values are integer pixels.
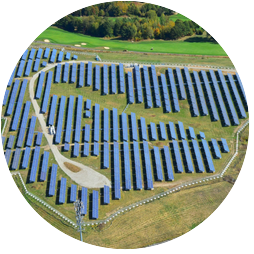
left=54, top=2, right=204, bottom=41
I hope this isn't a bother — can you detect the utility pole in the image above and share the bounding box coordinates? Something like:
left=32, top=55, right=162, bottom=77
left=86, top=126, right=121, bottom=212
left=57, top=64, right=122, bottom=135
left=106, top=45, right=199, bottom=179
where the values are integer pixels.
left=74, top=200, right=84, bottom=242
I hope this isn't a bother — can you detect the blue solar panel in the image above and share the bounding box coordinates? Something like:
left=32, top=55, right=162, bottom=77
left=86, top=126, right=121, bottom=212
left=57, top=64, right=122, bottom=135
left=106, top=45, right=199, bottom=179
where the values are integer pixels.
left=113, top=108, right=118, bottom=141
left=134, top=65, right=143, bottom=103
left=178, top=121, right=186, bottom=140
left=35, top=71, right=45, bottom=99
left=235, top=73, right=248, bottom=111
left=63, top=143, right=70, bottom=151
left=199, top=131, right=205, bottom=139
left=151, top=65, right=161, bottom=108
left=160, top=74, right=171, bottom=113
left=73, top=143, right=80, bottom=157
left=182, top=140, right=194, bottom=173
left=41, top=71, right=53, bottom=113
left=163, top=146, right=174, bottom=181
left=71, top=63, right=77, bottom=83
left=11, top=79, right=28, bottom=131
left=6, top=79, right=19, bottom=116
left=55, top=96, right=66, bottom=144
left=143, top=65, right=152, bottom=108
left=33, top=58, right=40, bottom=72
left=92, top=190, right=99, bottom=219
left=59, top=178, right=67, bottom=204
left=81, top=187, right=87, bottom=215
left=83, top=142, right=90, bottom=157
left=35, top=132, right=43, bottom=146
left=119, top=63, right=125, bottom=94
left=86, top=61, right=92, bottom=87
left=143, top=141, right=154, bottom=190
left=29, top=48, right=36, bottom=60
left=93, top=142, right=99, bottom=156
left=150, top=122, right=157, bottom=141
left=49, top=49, right=57, bottom=63
left=11, top=148, right=21, bottom=170
left=54, top=64, right=62, bottom=83
left=57, top=51, right=64, bottom=62
left=16, top=101, right=31, bottom=147
left=2, top=136, right=6, bottom=147
left=5, top=149, right=12, bottom=165
left=103, top=108, right=109, bottom=142
left=175, top=67, right=186, bottom=100
left=84, top=124, right=90, bottom=142
left=201, top=139, right=215, bottom=173
left=48, top=164, right=58, bottom=196
left=227, top=73, right=246, bottom=119
left=103, top=142, right=109, bottom=168
left=168, top=122, right=177, bottom=140
left=21, top=147, right=31, bottom=169
left=85, top=99, right=91, bottom=110
left=70, top=184, right=77, bottom=202
left=78, top=62, right=85, bottom=87
left=24, top=59, right=33, bottom=76
left=65, top=52, right=71, bottom=60
left=21, top=49, right=28, bottom=61
left=43, top=48, right=50, bottom=59
left=130, top=112, right=138, bottom=141
left=36, top=48, right=43, bottom=59
left=72, top=55, right=78, bottom=60
left=95, top=65, right=100, bottom=90
left=221, top=138, right=229, bottom=153
left=3, top=89, right=9, bottom=106
left=63, top=63, right=69, bottom=83
left=159, top=122, right=167, bottom=140
left=217, top=70, right=239, bottom=125
left=153, top=146, right=163, bottom=181
left=188, top=126, right=196, bottom=139
left=64, top=96, right=74, bottom=143
left=40, top=151, right=49, bottom=181
left=6, top=135, right=15, bottom=149
left=172, top=140, right=183, bottom=173
left=41, top=61, right=47, bottom=67
left=211, top=139, right=221, bottom=159
left=74, top=95, right=83, bottom=143
left=121, top=113, right=128, bottom=141
left=140, top=117, right=147, bottom=141
left=209, top=70, right=230, bottom=126
left=133, top=141, right=142, bottom=190
left=16, top=60, right=25, bottom=77
left=48, top=95, right=58, bottom=126
left=192, top=140, right=205, bottom=173
left=127, top=72, right=134, bottom=104
left=113, top=142, right=121, bottom=199
left=123, top=142, right=131, bottom=190
left=93, top=104, right=100, bottom=142
left=103, top=64, right=108, bottom=95
left=7, top=66, right=16, bottom=87
left=111, top=64, right=117, bottom=94
left=103, top=185, right=110, bottom=204
left=26, top=116, right=37, bottom=147
left=192, top=71, right=208, bottom=116
left=29, top=146, right=41, bottom=182
left=167, top=68, right=180, bottom=112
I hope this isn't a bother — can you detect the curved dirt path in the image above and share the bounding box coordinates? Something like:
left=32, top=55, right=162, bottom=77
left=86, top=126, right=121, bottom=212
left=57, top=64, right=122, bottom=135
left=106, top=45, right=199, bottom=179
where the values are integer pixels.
left=29, top=64, right=111, bottom=188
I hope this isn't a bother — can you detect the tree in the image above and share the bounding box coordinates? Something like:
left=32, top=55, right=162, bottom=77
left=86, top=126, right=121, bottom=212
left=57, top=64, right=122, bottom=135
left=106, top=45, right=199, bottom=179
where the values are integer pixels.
left=99, top=19, right=114, bottom=37
left=160, top=13, right=166, bottom=25
left=120, top=22, right=137, bottom=40
left=154, top=28, right=161, bottom=39
left=146, top=10, right=157, bottom=20
left=114, top=18, right=123, bottom=36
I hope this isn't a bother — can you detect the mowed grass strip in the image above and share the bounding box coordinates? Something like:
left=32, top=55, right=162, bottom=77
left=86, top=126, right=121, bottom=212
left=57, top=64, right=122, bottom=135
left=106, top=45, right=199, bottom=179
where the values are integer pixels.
left=36, top=27, right=227, bottom=56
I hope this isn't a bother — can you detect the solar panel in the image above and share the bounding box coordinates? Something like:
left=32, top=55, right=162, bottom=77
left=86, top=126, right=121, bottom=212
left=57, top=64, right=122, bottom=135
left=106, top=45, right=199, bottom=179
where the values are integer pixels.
left=133, top=141, right=142, bottom=190
left=172, top=140, right=183, bottom=173
left=85, top=99, right=91, bottom=110
left=168, top=122, right=177, bottom=140
left=64, top=96, right=74, bottom=143
left=103, top=142, right=109, bottom=169
left=2, top=136, right=6, bottom=147
left=36, top=48, right=43, bottom=59
left=153, top=146, right=163, bottom=181
left=33, top=58, right=40, bottom=72
left=70, top=184, right=77, bottom=202
left=140, top=117, right=147, bottom=141
left=21, top=49, right=28, bottom=61
left=59, top=178, right=67, bottom=204
left=48, top=164, right=58, bottom=196
left=119, top=63, right=125, bottom=94
left=43, top=48, right=50, bottom=59
left=221, top=138, right=229, bottom=153
left=49, top=49, right=57, bottom=63
left=70, top=63, right=77, bottom=83
left=65, top=52, right=71, bottom=60
left=167, top=68, right=180, bottom=112
left=159, top=122, right=167, bottom=140
left=92, top=190, right=99, bottom=219
left=123, top=142, right=131, bottom=190
left=188, top=126, right=196, bottom=139
left=26, top=116, right=37, bottom=147
left=72, top=55, right=78, bottom=60
left=48, top=95, right=58, bottom=126
left=102, top=108, right=109, bottom=142
left=63, top=63, right=69, bottom=83
left=131, top=112, right=138, bottom=141
left=121, top=113, right=128, bottom=141
left=83, top=142, right=90, bottom=157
left=235, top=73, right=248, bottom=111
left=192, top=140, right=205, bottom=173
left=55, top=96, right=66, bottom=144
left=113, top=108, right=118, bottom=141
left=74, top=95, right=83, bottom=143
left=35, top=132, right=43, bottom=146
left=163, top=146, right=174, bottom=181
left=57, top=51, right=64, bottom=62
left=84, top=124, right=90, bottom=142
left=111, top=64, right=117, bottom=94
left=175, top=67, right=186, bottom=100
left=29, top=146, right=41, bottom=183
left=78, top=62, right=85, bottom=87
left=73, top=143, right=80, bottom=157
left=28, top=48, right=36, bottom=60
left=41, top=61, right=47, bottom=67
left=94, top=65, right=100, bottom=90
left=211, top=139, right=221, bottom=159
left=199, top=131, right=205, bottom=139
left=160, top=73, right=171, bottom=112
left=11, top=148, right=21, bottom=170
left=143, top=141, right=154, bottom=190
left=151, top=65, right=161, bottom=108
left=86, top=61, right=92, bottom=87
left=41, top=71, right=53, bottom=114
left=103, top=64, right=108, bottom=95
left=113, top=142, right=121, bottom=199
left=103, top=185, right=110, bottom=204
left=93, top=104, right=100, bottom=142
left=93, top=142, right=99, bottom=156
left=5, top=149, right=12, bottom=165
left=81, top=187, right=87, bottom=215
left=150, top=122, right=157, bottom=141
left=85, top=111, right=90, bottom=118
left=181, top=140, right=194, bottom=173
left=178, top=121, right=186, bottom=140
left=63, top=143, right=70, bottom=152
left=6, top=135, right=15, bottom=149
left=54, top=64, right=62, bottom=83
left=7, top=66, right=16, bottom=87
left=21, top=147, right=31, bottom=169
left=35, top=72, right=45, bottom=99
left=16, top=60, right=25, bottom=77
left=127, top=72, right=134, bottom=104
left=143, top=65, right=152, bottom=108
left=6, top=80, right=20, bottom=116
left=201, top=139, right=215, bottom=173
left=134, top=65, right=143, bottom=103
left=40, top=151, right=49, bottom=181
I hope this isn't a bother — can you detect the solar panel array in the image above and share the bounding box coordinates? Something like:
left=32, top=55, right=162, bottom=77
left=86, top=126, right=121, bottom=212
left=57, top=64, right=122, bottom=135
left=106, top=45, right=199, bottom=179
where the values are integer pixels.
left=87, top=62, right=92, bottom=86
left=26, top=116, right=37, bottom=147
left=167, top=68, right=180, bottom=112
left=123, top=142, right=131, bottom=190
left=172, top=140, right=183, bottom=173
left=103, top=185, right=110, bottom=204
left=11, top=79, right=28, bottom=131
left=33, top=59, right=40, bottom=72
left=55, top=96, right=66, bottom=144
left=16, top=101, right=31, bottom=147
left=74, top=95, right=83, bottom=143
left=70, top=184, right=77, bottom=202
left=78, top=62, right=85, bottom=87
left=113, top=142, right=121, bottom=199
left=168, top=121, right=177, bottom=140
left=134, top=65, right=143, bottom=103
left=192, top=140, right=205, bottom=173
left=133, top=141, right=142, bottom=190
left=49, top=49, right=57, bottom=63
left=48, top=164, right=58, bottom=196
left=5, top=149, right=12, bottom=165
left=192, top=71, right=208, bottom=116
left=235, top=73, right=248, bottom=111
left=71, top=63, right=77, bottom=83
left=84, top=124, right=90, bottom=143
left=29, top=146, right=41, bottom=183
left=35, top=132, right=43, bottom=146
left=57, top=51, right=64, bottom=62
left=143, top=141, right=153, bottom=189
left=65, top=96, right=74, bottom=143
left=92, top=190, right=99, bottom=219
left=121, top=113, right=128, bottom=141
left=63, top=63, right=69, bottom=83
left=209, top=70, right=230, bottom=126
left=221, top=138, right=229, bottom=153
left=119, top=63, right=125, bottom=93
left=83, top=142, right=90, bottom=157
left=65, top=52, right=71, bottom=60
left=113, top=108, right=118, bottom=141
left=94, top=104, right=100, bottom=142
left=159, top=122, right=167, bottom=140
left=175, top=67, right=187, bottom=100
left=103, top=108, right=109, bottom=142
left=93, top=141, right=99, bottom=156
left=182, top=140, right=194, bottom=173
left=103, top=142, right=109, bottom=168
left=160, top=74, right=171, bottom=113
left=22, top=147, right=31, bottom=169
left=29, top=48, right=36, bottom=60
left=16, top=60, right=25, bottom=77
left=40, top=151, right=49, bottom=181
left=59, top=178, right=67, bottom=204
left=81, top=187, right=87, bottom=215
left=6, top=80, right=19, bottom=116
left=95, top=65, right=100, bottom=90
left=103, top=64, right=108, bottom=95
left=8, top=66, right=16, bottom=87
left=163, top=146, right=174, bottom=181
left=211, top=139, right=221, bottom=159
left=6, top=135, right=15, bottom=149
left=201, top=139, right=215, bottom=173
left=41, top=71, right=53, bottom=113
left=188, top=126, right=196, bottom=139
left=127, top=72, right=134, bottom=104
left=35, top=72, right=45, bottom=99
left=178, top=121, right=186, bottom=140
left=111, top=64, right=117, bottom=94
left=143, top=66, right=152, bottom=108
left=48, top=95, right=58, bottom=126
left=86, top=99, right=91, bottom=110
left=131, top=112, right=138, bottom=141
left=43, top=48, right=50, bottom=59
left=150, top=122, right=157, bottom=141
left=73, top=142, right=80, bottom=157
left=54, top=64, right=62, bottom=83
left=153, top=146, right=163, bottom=181
left=36, top=48, right=43, bottom=59
left=151, top=65, right=161, bottom=108
left=21, top=49, right=28, bottom=61
left=140, top=117, right=147, bottom=141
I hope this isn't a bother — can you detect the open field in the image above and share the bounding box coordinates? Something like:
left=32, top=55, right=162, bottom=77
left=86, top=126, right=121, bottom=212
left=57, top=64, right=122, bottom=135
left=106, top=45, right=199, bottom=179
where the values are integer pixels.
left=35, top=27, right=227, bottom=56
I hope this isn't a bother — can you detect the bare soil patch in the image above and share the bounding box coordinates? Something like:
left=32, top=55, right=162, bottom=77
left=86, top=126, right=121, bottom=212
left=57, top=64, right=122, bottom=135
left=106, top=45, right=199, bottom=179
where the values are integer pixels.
left=64, top=162, right=82, bottom=173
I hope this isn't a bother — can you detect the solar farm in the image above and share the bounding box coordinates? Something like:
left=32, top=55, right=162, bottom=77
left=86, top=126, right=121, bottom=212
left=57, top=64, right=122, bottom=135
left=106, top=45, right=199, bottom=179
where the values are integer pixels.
left=2, top=46, right=249, bottom=244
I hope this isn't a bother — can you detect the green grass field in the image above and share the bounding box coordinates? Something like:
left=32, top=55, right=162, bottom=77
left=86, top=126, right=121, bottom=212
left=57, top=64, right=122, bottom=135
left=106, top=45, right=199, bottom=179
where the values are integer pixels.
left=35, top=27, right=227, bottom=56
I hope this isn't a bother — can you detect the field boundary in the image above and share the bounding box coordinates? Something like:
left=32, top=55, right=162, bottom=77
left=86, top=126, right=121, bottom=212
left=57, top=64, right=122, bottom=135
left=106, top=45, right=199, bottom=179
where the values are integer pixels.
left=9, top=120, right=248, bottom=228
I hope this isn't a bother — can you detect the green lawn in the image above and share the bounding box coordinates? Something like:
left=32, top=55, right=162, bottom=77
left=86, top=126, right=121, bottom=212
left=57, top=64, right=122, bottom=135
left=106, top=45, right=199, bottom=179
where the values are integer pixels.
left=169, top=13, right=190, bottom=22
left=35, top=27, right=227, bottom=56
